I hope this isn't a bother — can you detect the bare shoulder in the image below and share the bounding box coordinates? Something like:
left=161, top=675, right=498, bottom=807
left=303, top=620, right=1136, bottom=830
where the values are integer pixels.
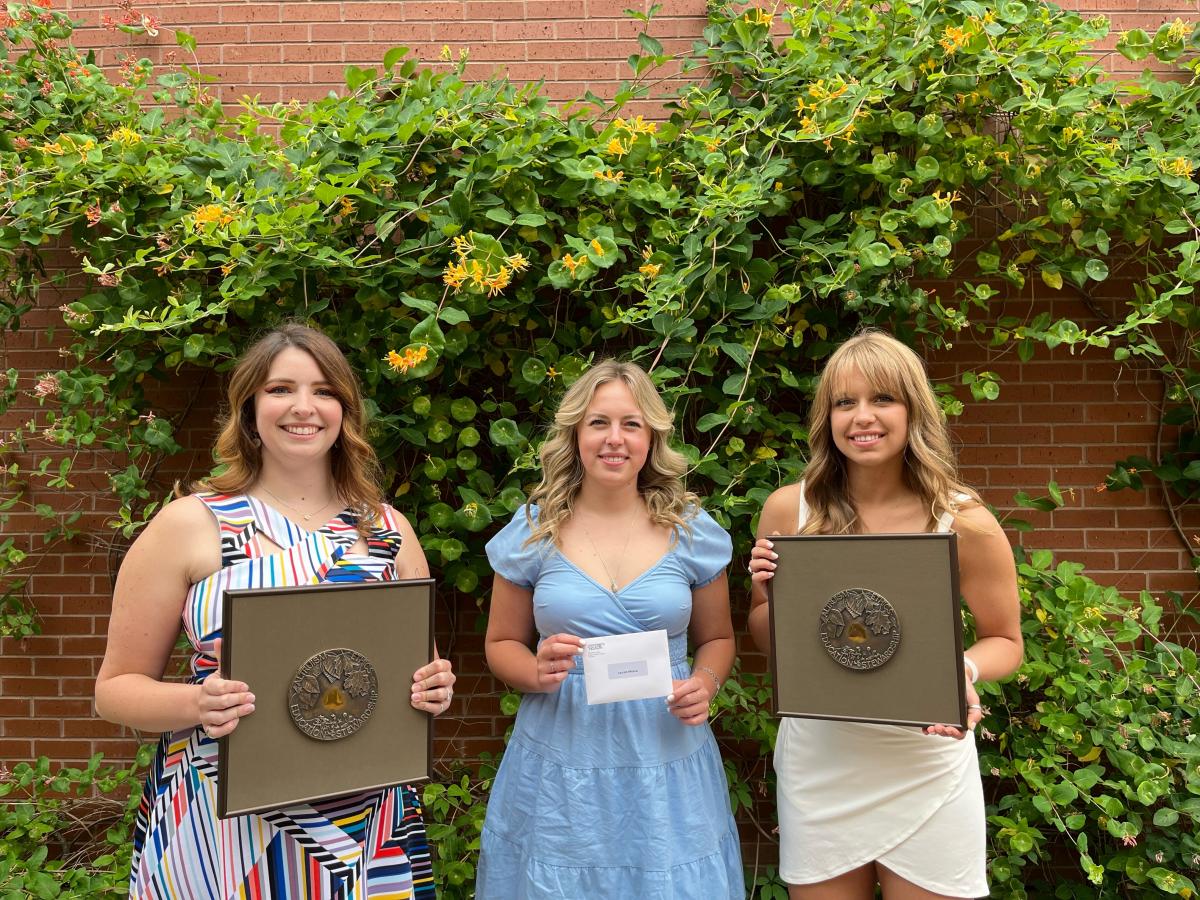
left=758, top=482, right=802, bottom=537
left=383, top=504, right=430, bottom=577
left=143, top=493, right=216, bottom=539
left=126, top=493, right=219, bottom=583
left=951, top=501, right=1004, bottom=537
left=382, top=503, right=417, bottom=536
left=951, top=502, right=1012, bottom=556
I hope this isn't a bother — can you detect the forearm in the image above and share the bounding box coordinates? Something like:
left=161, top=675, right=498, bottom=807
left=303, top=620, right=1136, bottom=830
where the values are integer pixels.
left=95, top=674, right=203, bottom=734
left=485, top=639, right=544, bottom=693
left=965, top=634, right=1024, bottom=683
left=691, top=635, right=735, bottom=689
left=747, top=602, right=771, bottom=661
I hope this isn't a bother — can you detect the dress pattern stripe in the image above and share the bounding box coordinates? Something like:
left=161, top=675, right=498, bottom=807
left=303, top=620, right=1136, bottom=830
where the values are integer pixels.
left=128, top=493, right=434, bottom=900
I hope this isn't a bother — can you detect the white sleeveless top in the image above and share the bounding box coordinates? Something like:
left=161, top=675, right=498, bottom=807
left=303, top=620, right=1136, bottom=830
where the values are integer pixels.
left=773, top=487, right=988, bottom=897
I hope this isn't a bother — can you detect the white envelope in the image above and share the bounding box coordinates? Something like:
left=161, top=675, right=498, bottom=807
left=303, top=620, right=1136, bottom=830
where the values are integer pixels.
left=581, top=629, right=674, bottom=705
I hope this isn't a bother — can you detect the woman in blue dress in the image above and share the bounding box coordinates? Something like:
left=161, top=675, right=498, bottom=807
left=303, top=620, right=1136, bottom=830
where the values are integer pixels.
left=479, top=359, right=744, bottom=898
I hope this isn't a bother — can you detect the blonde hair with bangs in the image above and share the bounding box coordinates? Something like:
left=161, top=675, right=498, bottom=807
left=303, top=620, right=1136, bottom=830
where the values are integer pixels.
left=525, top=359, right=698, bottom=546
left=803, top=329, right=979, bottom=535
left=193, top=323, right=384, bottom=535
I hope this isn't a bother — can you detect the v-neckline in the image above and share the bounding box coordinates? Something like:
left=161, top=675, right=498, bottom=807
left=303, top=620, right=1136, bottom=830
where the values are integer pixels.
left=555, top=546, right=672, bottom=595
left=248, top=495, right=353, bottom=544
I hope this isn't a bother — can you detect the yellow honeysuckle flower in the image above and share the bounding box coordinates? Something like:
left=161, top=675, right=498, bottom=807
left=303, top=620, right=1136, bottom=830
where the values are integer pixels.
left=561, top=253, right=581, bottom=275
left=109, top=126, right=142, bottom=146
left=451, top=233, right=473, bottom=258
left=939, top=24, right=971, bottom=55
left=745, top=8, right=772, bottom=27
left=1160, top=156, right=1195, bottom=178
left=639, top=262, right=662, bottom=279
left=485, top=266, right=512, bottom=297
left=606, top=137, right=630, bottom=158
left=193, top=204, right=235, bottom=231
left=506, top=253, right=530, bottom=273
left=386, top=345, right=430, bottom=374
left=443, top=261, right=469, bottom=289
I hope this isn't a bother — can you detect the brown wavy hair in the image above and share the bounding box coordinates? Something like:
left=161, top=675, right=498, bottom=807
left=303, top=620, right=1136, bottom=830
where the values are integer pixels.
left=193, top=323, right=383, bottom=533
left=803, top=329, right=979, bottom=535
left=526, top=359, right=698, bottom=546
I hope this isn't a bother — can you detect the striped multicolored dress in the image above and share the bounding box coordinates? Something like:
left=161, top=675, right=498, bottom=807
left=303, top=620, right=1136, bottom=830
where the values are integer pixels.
left=128, top=493, right=435, bottom=900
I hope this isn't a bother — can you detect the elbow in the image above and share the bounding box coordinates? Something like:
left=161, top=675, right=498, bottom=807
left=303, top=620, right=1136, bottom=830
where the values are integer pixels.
left=93, top=678, right=113, bottom=723
left=1010, top=633, right=1025, bottom=672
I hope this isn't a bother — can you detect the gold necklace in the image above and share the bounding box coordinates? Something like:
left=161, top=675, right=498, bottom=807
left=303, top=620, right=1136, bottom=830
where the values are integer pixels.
left=579, top=508, right=641, bottom=593
left=259, top=485, right=335, bottom=523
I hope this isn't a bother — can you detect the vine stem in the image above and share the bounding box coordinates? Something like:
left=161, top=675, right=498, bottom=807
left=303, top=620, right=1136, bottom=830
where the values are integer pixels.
left=691, top=327, right=763, bottom=475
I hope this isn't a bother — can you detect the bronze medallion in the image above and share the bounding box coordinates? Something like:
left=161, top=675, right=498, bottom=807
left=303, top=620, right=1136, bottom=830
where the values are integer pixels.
left=288, top=648, right=379, bottom=741
left=818, top=587, right=901, bottom=671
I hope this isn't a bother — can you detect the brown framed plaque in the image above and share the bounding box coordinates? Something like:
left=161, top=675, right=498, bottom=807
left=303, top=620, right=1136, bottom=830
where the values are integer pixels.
left=217, top=579, right=434, bottom=818
left=768, top=533, right=966, bottom=729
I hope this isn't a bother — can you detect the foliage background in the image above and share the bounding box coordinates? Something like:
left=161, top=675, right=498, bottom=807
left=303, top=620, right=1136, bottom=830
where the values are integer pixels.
left=1, top=0, right=1199, bottom=896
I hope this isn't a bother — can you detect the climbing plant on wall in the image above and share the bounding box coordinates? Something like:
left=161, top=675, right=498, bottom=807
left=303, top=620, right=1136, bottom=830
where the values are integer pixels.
left=1, top=0, right=1199, bottom=895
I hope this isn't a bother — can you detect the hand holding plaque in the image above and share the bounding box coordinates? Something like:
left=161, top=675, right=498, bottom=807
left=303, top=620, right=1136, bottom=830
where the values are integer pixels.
left=766, top=533, right=967, bottom=729
left=217, top=579, right=435, bottom=818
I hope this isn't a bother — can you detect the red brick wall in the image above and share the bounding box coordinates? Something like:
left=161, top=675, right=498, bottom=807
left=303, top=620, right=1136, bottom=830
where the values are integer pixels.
left=2, top=0, right=1197, bottom=777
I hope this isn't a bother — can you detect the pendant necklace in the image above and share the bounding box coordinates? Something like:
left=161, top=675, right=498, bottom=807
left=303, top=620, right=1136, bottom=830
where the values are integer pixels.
left=260, top=485, right=335, bottom=523
left=580, top=507, right=640, bottom=594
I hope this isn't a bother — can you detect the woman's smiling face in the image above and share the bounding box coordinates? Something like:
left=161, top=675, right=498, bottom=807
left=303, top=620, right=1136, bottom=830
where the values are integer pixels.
left=575, top=380, right=651, bottom=489
left=254, top=346, right=344, bottom=467
left=829, top=366, right=909, bottom=469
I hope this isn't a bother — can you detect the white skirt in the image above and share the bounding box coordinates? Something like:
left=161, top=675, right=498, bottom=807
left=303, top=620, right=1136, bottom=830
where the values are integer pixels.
left=774, top=718, right=988, bottom=898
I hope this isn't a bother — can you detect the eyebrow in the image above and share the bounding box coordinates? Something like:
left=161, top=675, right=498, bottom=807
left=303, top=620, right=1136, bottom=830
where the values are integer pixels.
left=263, top=378, right=335, bottom=387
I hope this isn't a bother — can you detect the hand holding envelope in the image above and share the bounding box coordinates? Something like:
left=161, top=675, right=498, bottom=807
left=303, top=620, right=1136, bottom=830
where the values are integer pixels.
left=536, top=633, right=584, bottom=692
left=581, top=630, right=673, bottom=705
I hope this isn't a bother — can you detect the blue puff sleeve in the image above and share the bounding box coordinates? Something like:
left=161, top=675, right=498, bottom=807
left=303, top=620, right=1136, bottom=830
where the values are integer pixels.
left=678, top=507, right=733, bottom=588
left=485, top=506, right=547, bottom=589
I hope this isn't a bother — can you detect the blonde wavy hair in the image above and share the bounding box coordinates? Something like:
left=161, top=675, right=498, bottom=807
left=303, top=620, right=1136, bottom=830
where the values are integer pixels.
left=525, top=359, right=698, bottom=546
left=192, top=323, right=383, bottom=534
left=803, top=329, right=980, bottom=535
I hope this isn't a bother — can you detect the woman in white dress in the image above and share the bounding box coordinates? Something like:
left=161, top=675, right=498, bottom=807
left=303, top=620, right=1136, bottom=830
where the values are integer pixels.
left=747, top=330, right=1023, bottom=899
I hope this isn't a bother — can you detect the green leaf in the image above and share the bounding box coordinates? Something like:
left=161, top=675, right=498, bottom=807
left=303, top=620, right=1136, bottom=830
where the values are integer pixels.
left=382, top=46, right=410, bottom=71
left=999, top=1, right=1028, bottom=24
left=521, top=357, right=548, bottom=384
left=914, top=156, right=940, bottom=181
left=1085, top=259, right=1109, bottom=282
left=489, top=418, right=523, bottom=447
left=1117, top=29, right=1152, bottom=61
left=637, top=32, right=664, bottom=56
left=1041, top=268, right=1064, bottom=290
left=802, top=161, right=833, bottom=186
left=860, top=242, right=892, bottom=268
left=450, top=398, right=477, bottom=422
left=1152, top=808, right=1179, bottom=827
left=410, top=315, right=446, bottom=350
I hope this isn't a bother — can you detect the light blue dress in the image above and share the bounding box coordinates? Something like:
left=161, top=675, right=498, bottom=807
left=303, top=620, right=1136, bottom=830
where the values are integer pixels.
left=477, top=505, right=744, bottom=899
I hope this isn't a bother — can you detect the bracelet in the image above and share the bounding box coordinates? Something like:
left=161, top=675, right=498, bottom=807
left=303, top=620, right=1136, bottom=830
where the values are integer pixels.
left=963, top=655, right=979, bottom=684
left=697, top=665, right=722, bottom=695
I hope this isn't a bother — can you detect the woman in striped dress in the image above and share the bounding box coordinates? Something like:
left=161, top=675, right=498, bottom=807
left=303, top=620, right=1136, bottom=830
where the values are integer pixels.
left=96, top=323, right=455, bottom=899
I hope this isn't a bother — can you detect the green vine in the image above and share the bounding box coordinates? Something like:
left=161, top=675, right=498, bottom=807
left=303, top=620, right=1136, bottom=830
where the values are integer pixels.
left=1, top=0, right=1199, bottom=895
